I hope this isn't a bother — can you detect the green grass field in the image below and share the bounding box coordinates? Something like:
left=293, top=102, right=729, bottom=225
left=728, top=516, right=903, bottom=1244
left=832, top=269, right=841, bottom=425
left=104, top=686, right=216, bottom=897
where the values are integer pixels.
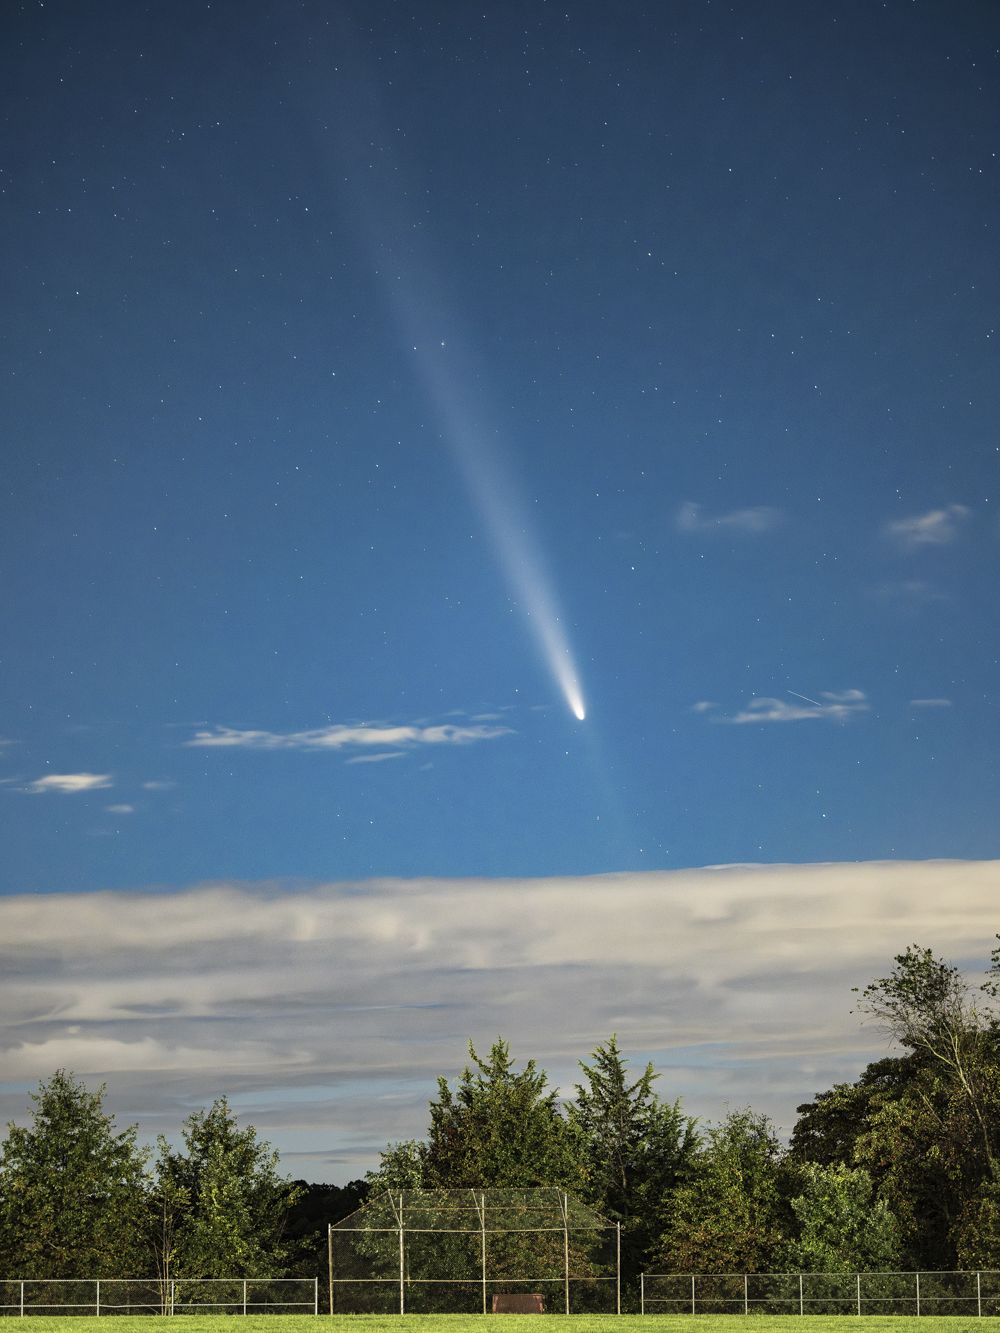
left=6, top=1317, right=1000, bottom=1332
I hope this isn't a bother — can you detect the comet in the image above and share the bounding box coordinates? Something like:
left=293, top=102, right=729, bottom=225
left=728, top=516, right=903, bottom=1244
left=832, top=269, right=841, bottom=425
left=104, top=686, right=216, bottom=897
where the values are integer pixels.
left=334, top=110, right=587, bottom=722
left=411, top=335, right=587, bottom=723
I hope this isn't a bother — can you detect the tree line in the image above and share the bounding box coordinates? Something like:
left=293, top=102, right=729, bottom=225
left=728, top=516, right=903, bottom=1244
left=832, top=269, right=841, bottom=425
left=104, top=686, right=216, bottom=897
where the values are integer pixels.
left=2, top=941, right=999, bottom=1310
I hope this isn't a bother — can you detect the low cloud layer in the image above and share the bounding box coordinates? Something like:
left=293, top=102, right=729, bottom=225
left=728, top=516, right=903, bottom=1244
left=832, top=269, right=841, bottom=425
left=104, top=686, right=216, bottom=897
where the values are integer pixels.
left=1, top=860, right=996, bottom=1180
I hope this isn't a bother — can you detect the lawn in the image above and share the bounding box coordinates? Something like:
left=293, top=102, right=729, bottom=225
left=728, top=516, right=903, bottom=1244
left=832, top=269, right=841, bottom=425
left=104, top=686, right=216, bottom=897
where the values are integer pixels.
left=7, top=1317, right=1000, bottom=1332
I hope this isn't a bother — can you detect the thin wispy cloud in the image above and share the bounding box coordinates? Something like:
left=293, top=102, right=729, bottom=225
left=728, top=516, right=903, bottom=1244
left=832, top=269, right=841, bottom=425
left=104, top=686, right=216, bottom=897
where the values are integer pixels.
left=676, top=500, right=781, bottom=536
left=25, top=773, right=113, bottom=795
left=701, top=689, right=869, bottom=725
left=186, top=721, right=513, bottom=753
left=910, top=698, right=953, bottom=709
left=105, top=803, right=135, bottom=814
left=0, top=861, right=995, bottom=1174
left=871, top=579, right=948, bottom=605
left=885, top=503, right=970, bottom=550
left=344, top=751, right=408, bottom=766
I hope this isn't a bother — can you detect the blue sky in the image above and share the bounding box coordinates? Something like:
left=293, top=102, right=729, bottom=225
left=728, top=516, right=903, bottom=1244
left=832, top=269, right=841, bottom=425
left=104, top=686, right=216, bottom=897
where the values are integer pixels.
left=2, top=0, right=999, bottom=1178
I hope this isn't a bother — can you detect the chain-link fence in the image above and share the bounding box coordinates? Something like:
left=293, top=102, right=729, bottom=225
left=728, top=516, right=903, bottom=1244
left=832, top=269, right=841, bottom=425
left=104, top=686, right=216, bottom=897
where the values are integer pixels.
left=330, top=1188, right=620, bottom=1314
left=0, top=1277, right=317, bottom=1317
left=641, top=1270, right=1000, bottom=1316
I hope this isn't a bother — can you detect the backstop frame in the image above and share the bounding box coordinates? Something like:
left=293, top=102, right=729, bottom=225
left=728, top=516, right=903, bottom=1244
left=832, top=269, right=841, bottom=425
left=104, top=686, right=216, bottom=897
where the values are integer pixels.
left=329, top=1187, right=620, bottom=1315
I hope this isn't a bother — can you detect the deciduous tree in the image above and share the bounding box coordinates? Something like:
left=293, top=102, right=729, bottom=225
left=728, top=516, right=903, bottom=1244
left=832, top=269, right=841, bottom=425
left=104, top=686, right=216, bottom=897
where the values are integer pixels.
left=855, top=944, right=998, bottom=1179
left=154, top=1097, right=300, bottom=1278
left=366, top=1139, right=427, bottom=1193
left=0, top=1070, right=149, bottom=1277
left=659, top=1109, right=787, bottom=1274
left=789, top=1056, right=917, bottom=1167
left=778, top=1162, right=900, bottom=1272
left=793, top=941, right=1000, bottom=1269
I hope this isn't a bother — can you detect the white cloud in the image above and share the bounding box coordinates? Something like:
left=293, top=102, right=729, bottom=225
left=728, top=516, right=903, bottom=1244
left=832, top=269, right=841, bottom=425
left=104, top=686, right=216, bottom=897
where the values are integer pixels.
left=344, top=751, right=408, bottom=765
left=105, top=803, right=135, bottom=814
left=0, top=860, right=996, bottom=1179
left=709, top=689, right=869, bottom=725
left=690, top=700, right=718, bottom=714
left=142, top=780, right=176, bottom=791
left=676, top=501, right=781, bottom=536
left=910, top=698, right=953, bottom=709
left=185, top=721, right=512, bottom=752
left=25, top=773, right=113, bottom=795
left=885, top=503, right=970, bottom=550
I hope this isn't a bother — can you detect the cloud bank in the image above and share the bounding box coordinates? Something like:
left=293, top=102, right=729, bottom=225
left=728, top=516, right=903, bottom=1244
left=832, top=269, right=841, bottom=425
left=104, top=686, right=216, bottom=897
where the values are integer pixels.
left=1, top=861, right=996, bottom=1179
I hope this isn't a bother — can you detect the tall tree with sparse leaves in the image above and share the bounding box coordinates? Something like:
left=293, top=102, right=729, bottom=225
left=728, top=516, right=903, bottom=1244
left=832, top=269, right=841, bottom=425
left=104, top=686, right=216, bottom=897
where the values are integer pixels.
left=792, top=940, right=1000, bottom=1269
left=855, top=943, right=999, bottom=1180
left=0, top=1070, right=149, bottom=1278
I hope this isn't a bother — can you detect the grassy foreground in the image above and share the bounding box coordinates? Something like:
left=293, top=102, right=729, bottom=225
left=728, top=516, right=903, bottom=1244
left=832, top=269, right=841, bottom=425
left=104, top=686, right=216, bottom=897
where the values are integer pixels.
left=6, top=1318, right=1000, bottom=1332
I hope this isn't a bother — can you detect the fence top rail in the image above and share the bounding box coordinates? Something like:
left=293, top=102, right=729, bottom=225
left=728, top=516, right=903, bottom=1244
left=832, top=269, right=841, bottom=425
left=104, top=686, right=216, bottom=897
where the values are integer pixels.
left=0, top=1276, right=309, bottom=1284
left=331, top=1274, right=617, bottom=1284
left=333, top=1223, right=609, bottom=1236
left=643, top=1270, right=1000, bottom=1279
left=336, top=1187, right=612, bottom=1232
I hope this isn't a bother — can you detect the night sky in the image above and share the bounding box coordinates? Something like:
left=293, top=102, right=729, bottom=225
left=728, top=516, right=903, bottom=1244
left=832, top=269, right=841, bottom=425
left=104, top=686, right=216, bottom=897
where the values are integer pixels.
left=2, top=1, right=999, bottom=1179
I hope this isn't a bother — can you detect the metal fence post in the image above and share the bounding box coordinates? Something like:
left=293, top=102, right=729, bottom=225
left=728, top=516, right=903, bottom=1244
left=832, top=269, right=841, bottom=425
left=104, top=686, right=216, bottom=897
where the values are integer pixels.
left=916, top=1271, right=921, bottom=1317
left=640, top=1273, right=644, bottom=1316
left=328, top=1224, right=334, bottom=1316
left=978, top=1271, right=982, bottom=1318
left=616, top=1222, right=621, bottom=1315
left=799, top=1273, right=803, bottom=1317
left=744, top=1273, right=748, bottom=1316
left=314, top=1275, right=319, bottom=1317
left=96, top=1279, right=100, bottom=1317
left=399, top=1193, right=405, bottom=1316
left=480, top=1192, right=487, bottom=1315
left=170, top=1279, right=175, bottom=1316
left=562, top=1192, right=570, bottom=1315
left=691, top=1274, right=696, bottom=1315
left=856, top=1273, right=861, bottom=1317
left=19, top=1281, right=23, bottom=1318
left=242, top=1279, right=247, bottom=1316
